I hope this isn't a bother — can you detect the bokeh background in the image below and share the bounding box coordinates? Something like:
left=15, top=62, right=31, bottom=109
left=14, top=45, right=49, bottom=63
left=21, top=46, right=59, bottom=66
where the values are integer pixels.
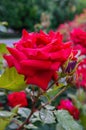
left=0, top=0, right=86, bottom=38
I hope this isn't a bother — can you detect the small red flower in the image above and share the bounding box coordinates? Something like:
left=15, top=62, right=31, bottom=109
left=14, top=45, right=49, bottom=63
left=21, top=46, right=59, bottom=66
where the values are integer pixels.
left=57, top=99, right=80, bottom=120
left=7, top=91, right=28, bottom=107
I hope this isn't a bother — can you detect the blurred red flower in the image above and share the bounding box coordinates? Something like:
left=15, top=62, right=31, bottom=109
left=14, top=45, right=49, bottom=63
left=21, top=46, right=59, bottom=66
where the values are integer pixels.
left=70, top=28, right=86, bottom=55
left=57, top=99, right=80, bottom=120
left=7, top=91, right=28, bottom=107
left=75, top=59, right=86, bottom=89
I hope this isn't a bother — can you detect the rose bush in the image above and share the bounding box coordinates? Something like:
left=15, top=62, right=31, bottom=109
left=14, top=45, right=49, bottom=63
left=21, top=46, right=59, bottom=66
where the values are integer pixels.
left=4, top=29, right=73, bottom=90
left=0, top=28, right=84, bottom=130
left=57, top=9, right=86, bottom=41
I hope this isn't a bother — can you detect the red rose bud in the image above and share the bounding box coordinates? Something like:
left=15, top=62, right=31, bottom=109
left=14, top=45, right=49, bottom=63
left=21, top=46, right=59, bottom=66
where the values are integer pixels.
left=4, top=29, right=75, bottom=90
left=7, top=91, right=28, bottom=107
left=65, top=61, right=77, bottom=74
left=57, top=99, right=80, bottom=120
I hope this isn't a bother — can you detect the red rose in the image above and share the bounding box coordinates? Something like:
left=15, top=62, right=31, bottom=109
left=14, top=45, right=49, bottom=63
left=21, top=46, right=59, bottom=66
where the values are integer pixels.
left=7, top=91, right=28, bottom=107
left=4, top=30, right=73, bottom=90
left=57, top=99, right=80, bottom=120
left=70, top=28, right=86, bottom=55
left=75, top=59, right=86, bottom=89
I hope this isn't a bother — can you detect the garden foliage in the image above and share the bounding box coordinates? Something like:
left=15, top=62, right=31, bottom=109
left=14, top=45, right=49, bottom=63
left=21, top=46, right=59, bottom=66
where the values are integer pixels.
left=0, top=26, right=86, bottom=130
left=0, top=0, right=86, bottom=31
left=0, top=5, right=86, bottom=128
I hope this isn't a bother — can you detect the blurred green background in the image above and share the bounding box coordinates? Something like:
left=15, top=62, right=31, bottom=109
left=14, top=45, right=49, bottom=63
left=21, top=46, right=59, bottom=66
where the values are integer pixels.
left=0, top=0, right=86, bottom=37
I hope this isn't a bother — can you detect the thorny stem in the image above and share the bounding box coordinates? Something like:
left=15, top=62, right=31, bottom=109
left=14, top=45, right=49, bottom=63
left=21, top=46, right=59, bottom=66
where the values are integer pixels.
left=17, top=108, right=35, bottom=130
left=47, top=81, right=56, bottom=90
left=17, top=85, right=67, bottom=130
left=17, top=89, right=41, bottom=130
left=38, top=86, right=67, bottom=110
left=47, top=72, right=64, bottom=90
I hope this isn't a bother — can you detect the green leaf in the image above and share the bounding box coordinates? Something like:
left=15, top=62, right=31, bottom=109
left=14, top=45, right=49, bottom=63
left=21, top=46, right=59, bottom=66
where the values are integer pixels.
left=0, top=111, right=15, bottom=130
left=56, top=123, right=65, bottom=130
left=31, top=111, right=41, bottom=123
left=0, top=44, right=7, bottom=73
left=13, top=119, right=22, bottom=126
left=7, top=122, right=18, bottom=130
left=68, top=94, right=82, bottom=109
left=80, top=105, right=86, bottom=129
left=44, top=84, right=64, bottom=102
left=0, top=67, right=27, bottom=91
left=55, top=110, right=83, bottom=130
left=76, top=88, right=86, bottom=103
left=0, top=118, right=10, bottom=130
left=0, top=111, right=15, bottom=118
left=44, top=105, right=55, bottom=110
left=0, top=43, right=8, bottom=54
left=0, top=91, right=6, bottom=104
left=18, top=107, right=31, bottom=118
left=0, top=43, right=8, bottom=64
left=24, top=124, right=38, bottom=129
left=11, top=105, right=20, bottom=114
left=39, top=109, right=55, bottom=124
